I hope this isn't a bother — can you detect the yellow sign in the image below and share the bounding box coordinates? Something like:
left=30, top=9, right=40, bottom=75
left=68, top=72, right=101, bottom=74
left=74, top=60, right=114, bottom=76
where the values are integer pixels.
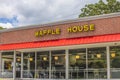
left=35, top=24, right=95, bottom=37
left=67, top=24, right=95, bottom=33
left=35, top=28, right=61, bottom=37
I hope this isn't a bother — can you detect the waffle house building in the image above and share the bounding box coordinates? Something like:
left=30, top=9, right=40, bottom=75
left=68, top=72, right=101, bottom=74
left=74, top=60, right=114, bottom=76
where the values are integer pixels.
left=0, top=13, right=120, bottom=80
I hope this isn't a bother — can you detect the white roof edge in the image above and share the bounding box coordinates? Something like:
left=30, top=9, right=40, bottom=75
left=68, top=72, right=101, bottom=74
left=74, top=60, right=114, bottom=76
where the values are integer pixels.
left=0, top=12, right=120, bottom=33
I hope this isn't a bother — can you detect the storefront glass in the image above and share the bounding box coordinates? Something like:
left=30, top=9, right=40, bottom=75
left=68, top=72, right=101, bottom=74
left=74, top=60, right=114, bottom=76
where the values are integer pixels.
left=23, top=52, right=35, bottom=78
left=2, top=45, right=120, bottom=79
left=68, top=47, right=107, bottom=79
left=110, top=46, right=120, bottom=78
left=36, top=51, right=49, bottom=79
left=0, top=52, right=14, bottom=78
left=16, top=52, right=21, bottom=78
left=51, top=50, right=65, bottom=79
left=69, top=48, right=86, bottom=79
left=88, top=47, right=107, bottom=79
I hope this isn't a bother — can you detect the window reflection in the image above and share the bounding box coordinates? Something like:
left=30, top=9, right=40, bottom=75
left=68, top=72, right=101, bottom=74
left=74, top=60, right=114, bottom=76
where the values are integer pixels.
left=1, top=46, right=118, bottom=79
left=51, top=50, right=65, bottom=79
left=16, top=52, right=21, bottom=78
left=37, top=51, right=49, bottom=79
left=23, top=52, right=35, bottom=78
left=0, top=52, right=14, bottom=78
left=110, top=46, right=120, bottom=78
left=88, top=47, right=107, bottom=79
left=69, top=49, right=86, bottom=79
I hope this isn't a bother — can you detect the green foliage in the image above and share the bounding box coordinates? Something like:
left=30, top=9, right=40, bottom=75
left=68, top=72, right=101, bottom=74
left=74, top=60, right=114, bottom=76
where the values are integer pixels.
left=0, top=26, right=5, bottom=30
left=79, top=0, right=120, bottom=17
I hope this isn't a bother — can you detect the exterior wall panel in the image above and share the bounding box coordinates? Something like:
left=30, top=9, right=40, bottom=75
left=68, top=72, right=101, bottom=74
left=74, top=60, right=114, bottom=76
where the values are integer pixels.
left=0, top=15, right=120, bottom=45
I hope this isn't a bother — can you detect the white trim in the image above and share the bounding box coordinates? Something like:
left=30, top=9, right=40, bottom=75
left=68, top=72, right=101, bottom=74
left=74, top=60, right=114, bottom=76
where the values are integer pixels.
left=15, top=41, right=120, bottom=52
left=13, top=50, right=16, bottom=79
left=21, top=52, right=23, bottom=78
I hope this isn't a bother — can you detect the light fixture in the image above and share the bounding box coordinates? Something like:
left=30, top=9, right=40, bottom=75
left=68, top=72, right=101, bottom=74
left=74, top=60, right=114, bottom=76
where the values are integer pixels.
left=97, top=54, right=101, bottom=58
left=111, top=52, right=116, bottom=58
left=54, top=56, right=58, bottom=60
left=17, top=58, right=21, bottom=62
left=43, top=57, right=47, bottom=61
left=76, top=55, right=80, bottom=59
left=64, top=56, right=66, bottom=59
left=29, top=58, right=33, bottom=61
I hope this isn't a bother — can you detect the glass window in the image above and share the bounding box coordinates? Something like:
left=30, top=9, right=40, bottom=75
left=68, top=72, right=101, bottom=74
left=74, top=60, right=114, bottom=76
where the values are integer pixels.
left=36, top=51, right=49, bottom=79
left=110, top=46, right=120, bottom=78
left=51, top=50, right=65, bottom=79
left=16, top=52, right=21, bottom=78
left=88, top=47, right=107, bottom=79
left=69, top=48, right=86, bottom=79
left=1, top=52, right=14, bottom=78
left=23, top=52, right=35, bottom=78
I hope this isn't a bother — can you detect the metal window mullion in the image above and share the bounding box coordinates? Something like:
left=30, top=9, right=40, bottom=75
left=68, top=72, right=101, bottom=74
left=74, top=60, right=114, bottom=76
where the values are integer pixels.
left=21, top=52, right=23, bottom=78
left=13, top=50, right=16, bottom=79
left=66, top=49, right=69, bottom=79
left=107, top=46, right=110, bottom=79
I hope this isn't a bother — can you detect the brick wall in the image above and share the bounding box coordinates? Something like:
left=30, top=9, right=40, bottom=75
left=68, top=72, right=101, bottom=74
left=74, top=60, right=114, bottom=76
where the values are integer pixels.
left=0, top=16, right=120, bottom=44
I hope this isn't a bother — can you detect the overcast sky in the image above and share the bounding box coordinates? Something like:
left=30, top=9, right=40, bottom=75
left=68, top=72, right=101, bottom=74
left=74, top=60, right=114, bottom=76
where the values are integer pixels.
left=0, top=0, right=108, bottom=28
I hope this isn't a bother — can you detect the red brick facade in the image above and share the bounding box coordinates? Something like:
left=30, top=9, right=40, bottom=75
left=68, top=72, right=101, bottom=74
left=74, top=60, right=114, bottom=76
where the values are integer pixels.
left=0, top=15, right=120, bottom=44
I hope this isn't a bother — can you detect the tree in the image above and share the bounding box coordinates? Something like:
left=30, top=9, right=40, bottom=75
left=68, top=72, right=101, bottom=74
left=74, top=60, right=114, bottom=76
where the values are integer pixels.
left=0, top=26, right=5, bottom=30
left=79, top=0, right=120, bottom=17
